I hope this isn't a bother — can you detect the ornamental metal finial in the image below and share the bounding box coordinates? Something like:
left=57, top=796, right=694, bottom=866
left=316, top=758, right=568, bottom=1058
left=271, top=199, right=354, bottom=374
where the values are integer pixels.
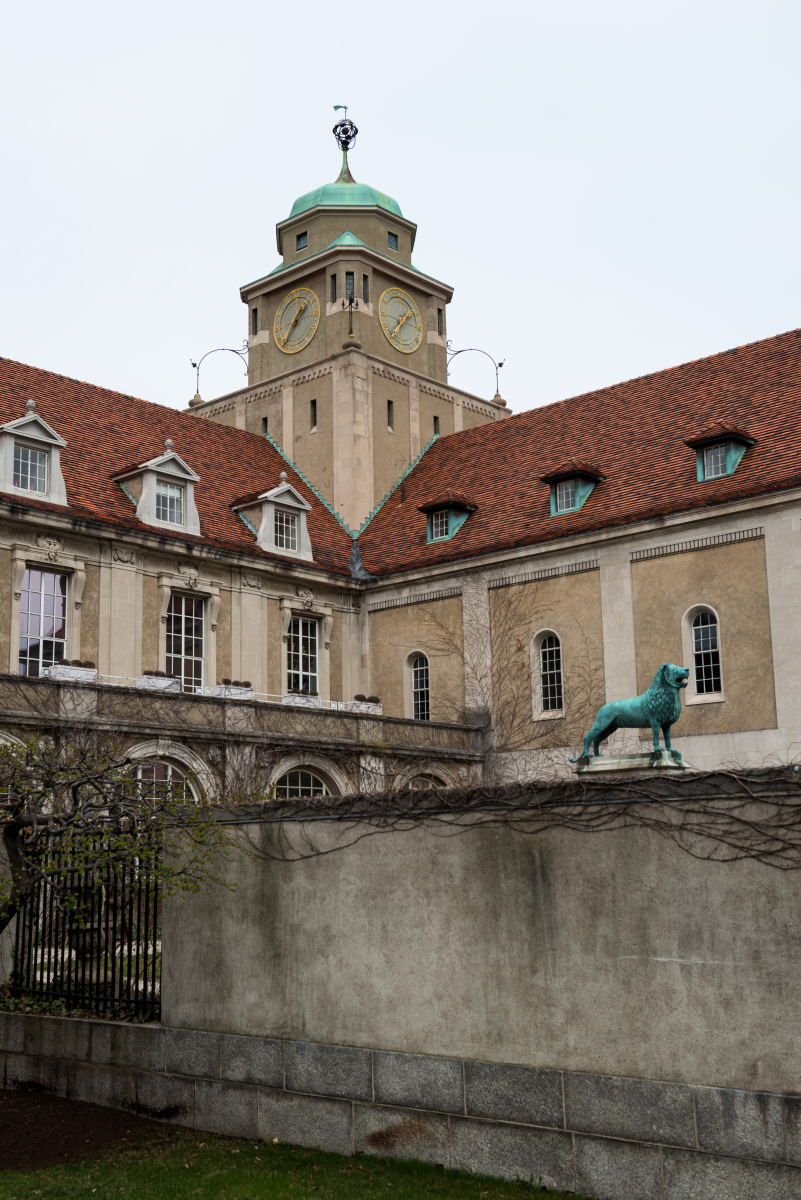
left=333, top=107, right=358, bottom=151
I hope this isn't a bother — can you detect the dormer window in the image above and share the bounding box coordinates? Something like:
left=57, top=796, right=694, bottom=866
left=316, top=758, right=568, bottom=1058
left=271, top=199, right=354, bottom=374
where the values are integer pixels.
left=232, top=471, right=314, bottom=562
left=275, top=508, right=298, bottom=551
left=418, top=491, right=478, bottom=544
left=113, top=440, right=201, bottom=535
left=0, top=402, right=68, bottom=506
left=156, top=480, right=184, bottom=525
left=296, top=231, right=308, bottom=250
left=14, top=443, right=48, bottom=493
left=686, top=424, right=755, bottom=481
left=540, top=460, right=605, bottom=516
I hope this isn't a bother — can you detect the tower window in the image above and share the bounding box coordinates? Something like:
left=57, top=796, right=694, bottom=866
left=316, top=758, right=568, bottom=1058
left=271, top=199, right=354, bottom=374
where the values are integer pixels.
left=433, top=416, right=440, bottom=436
left=310, top=399, right=317, bottom=430
left=262, top=417, right=269, bottom=437
left=296, top=231, right=308, bottom=251
left=387, top=232, right=398, bottom=251
left=345, top=272, right=354, bottom=301
left=331, top=274, right=337, bottom=302
left=251, top=307, right=258, bottom=336
left=387, top=399, right=394, bottom=430
left=437, top=308, right=443, bottom=336
left=363, top=274, right=369, bottom=303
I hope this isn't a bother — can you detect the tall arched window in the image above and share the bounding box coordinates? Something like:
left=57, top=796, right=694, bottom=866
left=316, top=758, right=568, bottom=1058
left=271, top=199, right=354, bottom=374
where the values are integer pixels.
left=274, top=769, right=329, bottom=798
left=412, top=654, right=430, bottom=721
left=692, top=610, right=721, bottom=694
left=540, top=635, right=563, bottom=711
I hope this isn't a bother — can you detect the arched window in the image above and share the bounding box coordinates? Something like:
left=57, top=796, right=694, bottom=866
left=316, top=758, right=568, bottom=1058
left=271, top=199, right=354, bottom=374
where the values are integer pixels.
left=412, top=654, right=430, bottom=721
left=274, top=769, right=330, bottom=799
left=136, top=760, right=197, bottom=803
left=407, top=774, right=441, bottom=790
left=692, top=610, right=721, bottom=694
left=540, top=635, right=563, bottom=711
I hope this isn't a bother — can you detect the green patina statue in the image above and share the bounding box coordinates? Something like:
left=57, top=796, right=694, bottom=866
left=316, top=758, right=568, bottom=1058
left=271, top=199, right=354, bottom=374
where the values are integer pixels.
left=570, top=663, right=690, bottom=761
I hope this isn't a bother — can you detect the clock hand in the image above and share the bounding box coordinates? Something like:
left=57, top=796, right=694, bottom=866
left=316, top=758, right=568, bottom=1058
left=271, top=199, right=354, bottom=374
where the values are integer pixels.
left=280, top=300, right=307, bottom=346
left=392, top=309, right=411, bottom=337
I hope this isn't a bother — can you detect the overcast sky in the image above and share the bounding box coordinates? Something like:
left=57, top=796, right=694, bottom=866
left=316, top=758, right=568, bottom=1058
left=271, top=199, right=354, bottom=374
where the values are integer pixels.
left=1, top=1, right=799, bottom=417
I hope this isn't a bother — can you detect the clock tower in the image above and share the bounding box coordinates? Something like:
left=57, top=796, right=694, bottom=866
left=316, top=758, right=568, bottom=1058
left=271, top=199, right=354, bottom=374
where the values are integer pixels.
left=189, top=118, right=507, bottom=532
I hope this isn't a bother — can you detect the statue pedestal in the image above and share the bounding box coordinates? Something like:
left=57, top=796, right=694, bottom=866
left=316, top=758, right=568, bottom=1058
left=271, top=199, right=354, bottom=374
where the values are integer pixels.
left=574, top=750, right=686, bottom=775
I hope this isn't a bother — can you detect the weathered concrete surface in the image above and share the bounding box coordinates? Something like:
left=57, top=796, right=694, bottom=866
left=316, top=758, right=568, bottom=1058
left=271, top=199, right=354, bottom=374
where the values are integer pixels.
left=163, top=820, right=801, bottom=1095
left=1, top=1013, right=800, bottom=1200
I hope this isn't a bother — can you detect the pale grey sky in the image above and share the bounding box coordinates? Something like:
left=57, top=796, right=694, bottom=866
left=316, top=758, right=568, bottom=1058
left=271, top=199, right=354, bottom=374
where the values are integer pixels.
left=1, top=0, right=799, bottom=415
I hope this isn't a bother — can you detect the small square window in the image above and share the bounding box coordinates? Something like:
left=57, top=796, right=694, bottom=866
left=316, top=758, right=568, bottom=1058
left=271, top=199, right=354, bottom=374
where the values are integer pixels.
left=156, top=480, right=184, bottom=524
left=432, top=509, right=449, bottom=539
left=387, top=232, right=398, bottom=251
left=296, top=231, right=308, bottom=250
left=556, top=479, right=576, bottom=512
left=13, top=444, right=47, bottom=493
left=704, top=443, right=728, bottom=479
left=275, top=509, right=298, bottom=551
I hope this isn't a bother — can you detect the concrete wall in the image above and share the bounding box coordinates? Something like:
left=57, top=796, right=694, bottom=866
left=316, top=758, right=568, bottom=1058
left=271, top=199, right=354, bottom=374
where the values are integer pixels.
left=162, top=818, right=801, bottom=1097
left=3, top=1013, right=799, bottom=1199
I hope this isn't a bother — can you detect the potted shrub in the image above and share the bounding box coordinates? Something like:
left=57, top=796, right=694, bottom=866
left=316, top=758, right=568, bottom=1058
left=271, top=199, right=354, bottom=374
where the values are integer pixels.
left=344, top=693, right=383, bottom=715
left=212, top=678, right=255, bottom=700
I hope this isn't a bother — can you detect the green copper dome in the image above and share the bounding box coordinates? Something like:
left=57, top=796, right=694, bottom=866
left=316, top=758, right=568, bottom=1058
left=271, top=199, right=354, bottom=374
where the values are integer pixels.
left=287, top=152, right=403, bottom=220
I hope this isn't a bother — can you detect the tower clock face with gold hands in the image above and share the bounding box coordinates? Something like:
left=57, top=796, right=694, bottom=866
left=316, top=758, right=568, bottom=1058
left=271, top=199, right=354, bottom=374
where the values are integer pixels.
left=379, top=287, right=423, bottom=354
left=274, top=288, right=320, bottom=354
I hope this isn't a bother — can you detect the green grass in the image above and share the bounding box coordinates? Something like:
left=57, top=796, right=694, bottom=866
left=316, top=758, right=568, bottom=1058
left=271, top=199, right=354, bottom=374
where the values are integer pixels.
left=0, top=1127, right=593, bottom=1199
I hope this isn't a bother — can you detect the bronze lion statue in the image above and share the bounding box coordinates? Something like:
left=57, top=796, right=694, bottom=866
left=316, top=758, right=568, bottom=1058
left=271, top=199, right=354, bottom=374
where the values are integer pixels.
left=570, top=662, right=690, bottom=760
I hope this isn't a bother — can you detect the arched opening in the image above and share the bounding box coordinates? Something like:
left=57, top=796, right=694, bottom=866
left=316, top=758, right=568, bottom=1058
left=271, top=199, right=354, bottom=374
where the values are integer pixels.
left=411, top=653, right=430, bottom=721
left=273, top=769, right=330, bottom=799
left=531, top=630, right=564, bottom=719
left=135, top=760, right=198, bottom=803
left=681, top=605, right=724, bottom=704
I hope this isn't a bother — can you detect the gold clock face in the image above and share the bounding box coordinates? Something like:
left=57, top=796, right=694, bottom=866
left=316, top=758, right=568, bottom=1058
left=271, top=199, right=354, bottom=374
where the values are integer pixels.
left=274, top=288, right=320, bottom=354
left=379, top=287, right=423, bottom=354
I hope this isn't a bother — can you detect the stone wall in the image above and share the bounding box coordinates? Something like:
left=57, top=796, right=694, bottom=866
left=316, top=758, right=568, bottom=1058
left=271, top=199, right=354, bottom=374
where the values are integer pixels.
left=1, top=1014, right=799, bottom=1199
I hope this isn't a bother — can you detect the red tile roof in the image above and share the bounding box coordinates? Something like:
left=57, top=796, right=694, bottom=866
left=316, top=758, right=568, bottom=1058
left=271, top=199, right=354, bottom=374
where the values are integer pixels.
left=359, top=328, right=801, bottom=576
left=0, top=357, right=352, bottom=576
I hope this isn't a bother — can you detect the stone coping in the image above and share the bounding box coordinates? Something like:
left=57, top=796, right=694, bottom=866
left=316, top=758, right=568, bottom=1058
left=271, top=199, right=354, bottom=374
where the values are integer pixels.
left=1, top=1013, right=800, bottom=1200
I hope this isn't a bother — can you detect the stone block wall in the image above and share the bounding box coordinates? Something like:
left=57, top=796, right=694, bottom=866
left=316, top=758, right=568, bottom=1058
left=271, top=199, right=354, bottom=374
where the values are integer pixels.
left=1, top=1014, right=799, bottom=1200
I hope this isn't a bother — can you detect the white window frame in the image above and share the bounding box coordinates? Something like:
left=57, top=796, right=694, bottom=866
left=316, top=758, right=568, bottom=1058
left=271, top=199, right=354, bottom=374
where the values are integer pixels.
left=13, top=442, right=48, bottom=494
left=680, top=604, right=725, bottom=705
left=240, top=477, right=313, bottom=562
left=18, top=567, right=69, bottom=677
left=0, top=413, right=68, bottom=506
left=556, top=479, right=577, bottom=512
left=530, top=629, right=565, bottom=720
left=155, top=478, right=185, bottom=526
left=404, top=651, right=430, bottom=721
left=287, top=615, right=319, bottom=694
left=275, top=508, right=299, bottom=551
left=165, top=592, right=205, bottom=693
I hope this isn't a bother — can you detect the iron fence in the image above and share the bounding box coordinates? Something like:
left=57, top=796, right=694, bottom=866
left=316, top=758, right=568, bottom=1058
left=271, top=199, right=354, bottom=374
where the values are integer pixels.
left=12, top=848, right=161, bottom=1020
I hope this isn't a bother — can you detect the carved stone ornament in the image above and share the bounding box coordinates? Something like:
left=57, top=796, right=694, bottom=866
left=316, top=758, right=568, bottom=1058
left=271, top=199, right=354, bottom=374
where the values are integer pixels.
left=35, top=535, right=61, bottom=562
left=207, top=746, right=223, bottom=766
left=297, top=586, right=314, bottom=610
left=113, top=546, right=136, bottom=564
left=458, top=766, right=468, bottom=781
left=243, top=574, right=261, bottom=590
left=179, top=566, right=199, bottom=590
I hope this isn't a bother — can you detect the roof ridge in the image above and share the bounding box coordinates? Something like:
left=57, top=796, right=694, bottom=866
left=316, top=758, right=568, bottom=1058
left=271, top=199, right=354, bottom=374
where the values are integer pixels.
left=354, top=434, right=440, bottom=537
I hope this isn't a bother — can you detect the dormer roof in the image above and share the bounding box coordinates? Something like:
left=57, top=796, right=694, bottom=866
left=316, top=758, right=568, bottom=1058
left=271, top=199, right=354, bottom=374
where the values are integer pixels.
left=1, top=412, right=67, bottom=447
left=115, top=448, right=200, bottom=483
